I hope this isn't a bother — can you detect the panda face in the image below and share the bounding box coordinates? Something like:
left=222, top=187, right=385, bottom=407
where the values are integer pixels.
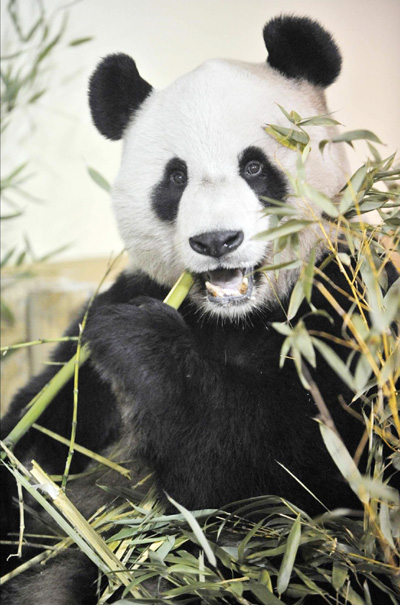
left=111, top=59, right=347, bottom=318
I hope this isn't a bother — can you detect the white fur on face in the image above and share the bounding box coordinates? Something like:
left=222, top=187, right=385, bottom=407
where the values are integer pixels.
left=112, top=59, right=348, bottom=317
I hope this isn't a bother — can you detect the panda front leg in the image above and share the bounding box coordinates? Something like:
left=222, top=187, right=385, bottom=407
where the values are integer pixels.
left=84, top=296, right=199, bottom=411
left=1, top=551, right=98, bottom=605
left=84, top=295, right=225, bottom=508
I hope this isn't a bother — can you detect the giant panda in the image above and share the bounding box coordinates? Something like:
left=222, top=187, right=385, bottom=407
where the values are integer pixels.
left=1, top=15, right=396, bottom=605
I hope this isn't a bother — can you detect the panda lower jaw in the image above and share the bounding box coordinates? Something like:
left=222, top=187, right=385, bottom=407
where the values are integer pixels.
left=203, top=268, right=254, bottom=304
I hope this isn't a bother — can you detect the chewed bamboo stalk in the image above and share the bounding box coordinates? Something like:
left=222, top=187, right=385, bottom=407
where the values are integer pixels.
left=3, top=271, right=194, bottom=452
left=163, top=270, right=194, bottom=308
left=28, top=461, right=140, bottom=595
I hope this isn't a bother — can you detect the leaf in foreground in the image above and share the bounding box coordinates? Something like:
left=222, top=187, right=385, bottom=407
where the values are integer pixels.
left=87, top=166, right=111, bottom=193
left=166, top=493, right=217, bottom=567
left=276, top=514, right=301, bottom=595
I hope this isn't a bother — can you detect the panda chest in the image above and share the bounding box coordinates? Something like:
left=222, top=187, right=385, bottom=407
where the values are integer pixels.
left=193, top=321, right=281, bottom=375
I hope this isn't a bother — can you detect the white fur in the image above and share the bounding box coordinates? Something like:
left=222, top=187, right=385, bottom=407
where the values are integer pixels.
left=112, top=59, right=348, bottom=317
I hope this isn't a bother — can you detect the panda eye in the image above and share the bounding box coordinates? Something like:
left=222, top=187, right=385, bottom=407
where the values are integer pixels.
left=244, top=160, right=263, bottom=177
left=170, top=170, right=187, bottom=186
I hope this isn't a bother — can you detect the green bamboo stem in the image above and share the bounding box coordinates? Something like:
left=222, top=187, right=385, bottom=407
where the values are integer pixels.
left=32, top=423, right=131, bottom=479
left=3, top=271, right=193, bottom=452
left=163, top=270, right=194, bottom=308
left=3, top=345, right=91, bottom=451
left=1, top=336, right=79, bottom=355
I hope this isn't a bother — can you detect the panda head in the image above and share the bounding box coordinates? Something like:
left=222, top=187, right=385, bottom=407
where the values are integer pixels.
left=89, top=15, right=347, bottom=319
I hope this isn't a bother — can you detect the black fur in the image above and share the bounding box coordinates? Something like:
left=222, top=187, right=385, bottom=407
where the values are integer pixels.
left=1, top=259, right=397, bottom=603
left=239, top=146, right=288, bottom=205
left=151, top=157, right=188, bottom=222
left=2, top=552, right=99, bottom=605
left=89, top=53, right=152, bottom=140
left=263, top=15, right=342, bottom=87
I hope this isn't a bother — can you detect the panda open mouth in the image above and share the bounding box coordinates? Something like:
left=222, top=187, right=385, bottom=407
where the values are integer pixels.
left=203, top=268, right=254, bottom=304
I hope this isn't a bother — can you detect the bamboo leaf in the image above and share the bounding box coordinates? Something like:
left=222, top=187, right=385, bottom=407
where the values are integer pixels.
left=35, top=31, right=63, bottom=65
left=0, top=211, right=23, bottom=220
left=332, top=562, right=348, bottom=591
left=303, top=247, right=316, bottom=302
left=287, top=279, right=305, bottom=320
left=311, top=338, right=355, bottom=391
left=279, top=337, right=292, bottom=369
left=28, top=90, right=46, bottom=104
left=298, top=182, right=339, bottom=217
left=354, top=353, right=373, bottom=392
left=1, top=298, right=15, bottom=324
left=276, top=514, right=301, bottom=594
left=0, top=161, right=28, bottom=190
left=265, top=124, right=309, bottom=152
left=259, top=200, right=300, bottom=216
left=87, top=166, right=111, bottom=193
left=294, top=325, right=316, bottom=368
left=69, top=37, right=93, bottom=46
left=166, top=493, right=217, bottom=567
left=271, top=322, right=292, bottom=336
left=249, top=582, right=283, bottom=604
left=319, top=423, right=369, bottom=503
left=320, top=129, right=383, bottom=152
left=340, top=166, right=368, bottom=214
left=299, top=116, right=342, bottom=127
left=276, top=104, right=294, bottom=122
left=258, top=259, right=302, bottom=273
left=0, top=247, right=16, bottom=266
left=254, top=219, right=314, bottom=241
left=237, top=519, right=264, bottom=561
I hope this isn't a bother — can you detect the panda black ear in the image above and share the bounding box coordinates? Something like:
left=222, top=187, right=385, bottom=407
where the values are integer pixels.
left=89, top=53, right=152, bottom=140
left=263, top=15, right=341, bottom=88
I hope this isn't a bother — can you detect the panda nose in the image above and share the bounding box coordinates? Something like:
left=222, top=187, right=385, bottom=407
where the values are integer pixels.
left=189, top=230, right=244, bottom=258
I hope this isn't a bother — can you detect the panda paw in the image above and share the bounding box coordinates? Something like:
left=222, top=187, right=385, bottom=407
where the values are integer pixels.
left=84, top=297, right=193, bottom=390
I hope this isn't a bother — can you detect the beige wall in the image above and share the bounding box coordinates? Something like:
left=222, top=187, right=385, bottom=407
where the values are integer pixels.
left=1, top=0, right=400, bottom=263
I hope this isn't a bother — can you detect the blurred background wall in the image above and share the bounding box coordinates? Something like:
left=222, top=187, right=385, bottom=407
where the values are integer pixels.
left=1, top=0, right=399, bottom=411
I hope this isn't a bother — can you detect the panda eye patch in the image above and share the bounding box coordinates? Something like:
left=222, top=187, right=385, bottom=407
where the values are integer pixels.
left=244, top=160, right=263, bottom=178
left=152, top=157, right=188, bottom=222
left=239, top=146, right=287, bottom=205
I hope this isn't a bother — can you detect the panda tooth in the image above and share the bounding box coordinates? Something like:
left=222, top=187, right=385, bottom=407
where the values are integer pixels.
left=205, top=281, right=223, bottom=297
left=239, top=277, right=248, bottom=295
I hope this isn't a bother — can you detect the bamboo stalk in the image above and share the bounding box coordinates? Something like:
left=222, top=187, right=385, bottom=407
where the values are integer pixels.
left=2, top=345, right=91, bottom=451
left=32, top=423, right=131, bottom=479
left=163, top=270, right=194, bottom=308
left=1, top=337, right=79, bottom=355
left=27, top=461, right=142, bottom=597
left=2, top=271, right=193, bottom=452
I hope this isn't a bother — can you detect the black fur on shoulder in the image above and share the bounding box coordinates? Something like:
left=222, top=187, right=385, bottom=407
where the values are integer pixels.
left=89, top=53, right=152, bottom=140
left=263, top=15, right=342, bottom=87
